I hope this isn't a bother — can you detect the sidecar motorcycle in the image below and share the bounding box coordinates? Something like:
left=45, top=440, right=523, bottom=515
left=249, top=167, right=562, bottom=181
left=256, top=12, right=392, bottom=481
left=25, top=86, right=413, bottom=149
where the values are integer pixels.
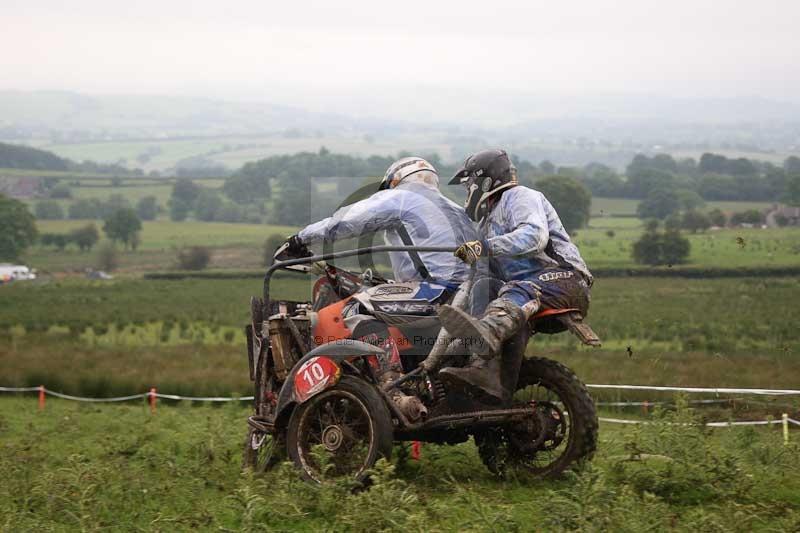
left=243, top=245, right=600, bottom=481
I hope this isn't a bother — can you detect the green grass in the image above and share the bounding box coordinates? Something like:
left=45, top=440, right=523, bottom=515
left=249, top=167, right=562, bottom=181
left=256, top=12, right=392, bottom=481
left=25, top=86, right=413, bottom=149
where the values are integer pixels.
left=2, top=276, right=799, bottom=399
left=591, top=197, right=773, bottom=217
left=0, top=396, right=798, bottom=531
left=574, top=223, right=800, bottom=269
left=25, top=220, right=296, bottom=273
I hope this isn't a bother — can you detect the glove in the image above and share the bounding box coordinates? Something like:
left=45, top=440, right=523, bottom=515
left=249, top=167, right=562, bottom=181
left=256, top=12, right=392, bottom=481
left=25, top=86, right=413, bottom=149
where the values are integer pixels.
left=454, top=240, right=487, bottom=265
left=286, top=235, right=305, bottom=254
left=282, top=235, right=312, bottom=258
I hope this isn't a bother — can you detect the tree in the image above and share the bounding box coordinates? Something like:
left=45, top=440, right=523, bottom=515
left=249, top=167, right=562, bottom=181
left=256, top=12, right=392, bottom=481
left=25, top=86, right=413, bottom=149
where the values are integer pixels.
left=194, top=190, right=224, bottom=221
left=534, top=176, right=592, bottom=233
left=785, top=174, right=800, bottom=207
left=169, top=198, right=191, bottom=221
left=636, top=189, right=681, bottom=220
left=785, top=156, right=800, bottom=175
left=34, top=200, right=64, bottom=220
left=730, top=210, right=765, bottom=225
left=136, top=196, right=159, bottom=221
left=539, top=160, right=555, bottom=174
left=632, top=221, right=690, bottom=266
left=171, top=178, right=201, bottom=205
left=40, top=233, right=70, bottom=251
left=707, top=208, right=727, bottom=227
left=95, top=242, right=119, bottom=272
left=675, top=189, right=705, bottom=211
left=682, top=210, right=711, bottom=233
left=661, top=230, right=691, bottom=265
left=263, top=234, right=287, bottom=266
left=69, top=198, right=102, bottom=219
left=0, top=194, right=38, bottom=260
left=103, top=208, right=142, bottom=250
left=70, top=224, right=100, bottom=252
left=632, top=223, right=663, bottom=266
left=177, top=246, right=211, bottom=270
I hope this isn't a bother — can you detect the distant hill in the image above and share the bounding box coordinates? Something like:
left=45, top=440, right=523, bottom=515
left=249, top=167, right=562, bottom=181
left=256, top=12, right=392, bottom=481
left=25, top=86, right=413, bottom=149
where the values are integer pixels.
left=0, top=142, right=139, bottom=176
left=0, top=91, right=399, bottom=143
left=0, top=142, right=70, bottom=171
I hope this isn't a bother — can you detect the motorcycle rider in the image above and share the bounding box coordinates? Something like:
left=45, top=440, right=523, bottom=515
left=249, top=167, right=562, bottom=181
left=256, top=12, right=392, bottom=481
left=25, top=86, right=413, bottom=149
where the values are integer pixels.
left=283, top=156, right=476, bottom=288
left=282, top=156, right=478, bottom=420
left=436, top=149, right=593, bottom=403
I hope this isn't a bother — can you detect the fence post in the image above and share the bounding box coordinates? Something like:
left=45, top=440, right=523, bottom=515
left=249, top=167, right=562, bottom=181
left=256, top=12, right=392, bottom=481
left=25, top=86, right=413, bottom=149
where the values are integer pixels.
left=38, top=385, right=45, bottom=411
left=783, top=413, right=789, bottom=446
left=642, top=400, right=649, bottom=415
left=149, top=387, right=157, bottom=414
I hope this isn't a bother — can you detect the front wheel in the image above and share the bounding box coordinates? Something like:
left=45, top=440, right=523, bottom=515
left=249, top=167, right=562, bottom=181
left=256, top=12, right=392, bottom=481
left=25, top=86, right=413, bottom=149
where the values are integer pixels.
left=286, top=376, right=393, bottom=482
left=476, top=356, right=598, bottom=477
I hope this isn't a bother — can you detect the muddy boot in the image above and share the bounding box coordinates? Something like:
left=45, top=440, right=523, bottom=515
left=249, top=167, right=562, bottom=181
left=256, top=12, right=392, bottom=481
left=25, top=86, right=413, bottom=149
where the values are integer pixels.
left=438, top=356, right=506, bottom=404
left=438, top=299, right=530, bottom=359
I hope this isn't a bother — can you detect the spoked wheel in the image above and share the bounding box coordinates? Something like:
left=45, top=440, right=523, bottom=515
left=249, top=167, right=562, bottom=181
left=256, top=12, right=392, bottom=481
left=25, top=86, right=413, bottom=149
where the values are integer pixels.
left=476, top=356, right=598, bottom=478
left=287, top=376, right=393, bottom=483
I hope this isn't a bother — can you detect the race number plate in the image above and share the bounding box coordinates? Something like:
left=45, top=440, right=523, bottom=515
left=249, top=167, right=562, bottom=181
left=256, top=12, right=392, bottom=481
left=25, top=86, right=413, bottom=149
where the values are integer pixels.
left=294, top=356, right=341, bottom=403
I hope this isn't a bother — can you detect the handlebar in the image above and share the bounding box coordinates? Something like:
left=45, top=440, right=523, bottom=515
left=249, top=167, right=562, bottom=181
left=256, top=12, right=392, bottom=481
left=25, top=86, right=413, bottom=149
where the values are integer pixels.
left=262, top=245, right=458, bottom=316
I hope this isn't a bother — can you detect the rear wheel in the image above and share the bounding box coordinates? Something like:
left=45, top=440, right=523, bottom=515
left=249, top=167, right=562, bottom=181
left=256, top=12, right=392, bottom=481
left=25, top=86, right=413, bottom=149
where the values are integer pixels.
left=476, top=356, right=597, bottom=477
left=287, top=376, right=393, bottom=482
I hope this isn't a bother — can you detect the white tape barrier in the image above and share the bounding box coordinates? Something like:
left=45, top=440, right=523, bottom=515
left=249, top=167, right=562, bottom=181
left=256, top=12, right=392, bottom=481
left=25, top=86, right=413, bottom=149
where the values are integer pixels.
left=153, top=393, right=254, bottom=402
left=600, top=417, right=800, bottom=427
left=596, top=398, right=737, bottom=407
left=588, top=384, right=800, bottom=396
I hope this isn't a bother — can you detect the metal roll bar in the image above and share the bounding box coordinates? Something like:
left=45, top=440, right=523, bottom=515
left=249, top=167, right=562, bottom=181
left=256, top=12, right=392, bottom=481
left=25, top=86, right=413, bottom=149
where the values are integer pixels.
left=262, top=245, right=458, bottom=316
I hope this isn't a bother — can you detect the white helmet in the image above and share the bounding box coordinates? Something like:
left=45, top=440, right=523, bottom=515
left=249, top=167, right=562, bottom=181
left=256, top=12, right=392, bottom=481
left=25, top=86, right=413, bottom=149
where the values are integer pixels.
left=379, top=157, right=439, bottom=190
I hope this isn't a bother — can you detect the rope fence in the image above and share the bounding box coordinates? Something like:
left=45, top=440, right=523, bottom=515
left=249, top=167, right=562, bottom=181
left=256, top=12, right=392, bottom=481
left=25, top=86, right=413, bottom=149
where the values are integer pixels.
left=1, top=383, right=798, bottom=443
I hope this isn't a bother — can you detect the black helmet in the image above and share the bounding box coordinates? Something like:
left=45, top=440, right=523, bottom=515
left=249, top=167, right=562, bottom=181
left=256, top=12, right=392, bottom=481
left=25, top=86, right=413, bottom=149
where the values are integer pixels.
left=450, top=149, right=517, bottom=221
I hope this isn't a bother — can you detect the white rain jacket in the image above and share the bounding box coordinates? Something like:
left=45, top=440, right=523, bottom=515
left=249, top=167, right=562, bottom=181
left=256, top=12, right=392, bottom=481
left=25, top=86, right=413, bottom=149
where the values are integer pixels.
left=298, top=177, right=477, bottom=285
left=481, top=186, right=593, bottom=284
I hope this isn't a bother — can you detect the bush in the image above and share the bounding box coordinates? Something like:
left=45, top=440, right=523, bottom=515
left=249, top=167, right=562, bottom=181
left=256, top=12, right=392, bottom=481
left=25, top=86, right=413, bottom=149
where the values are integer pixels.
left=682, top=210, right=711, bottom=233
left=136, top=196, right=159, bottom=221
left=632, top=223, right=690, bottom=266
left=177, top=246, right=212, bottom=270
left=68, top=224, right=99, bottom=252
left=774, top=213, right=789, bottom=227
left=39, top=233, right=71, bottom=251
left=730, top=209, right=765, bottom=225
left=263, top=234, right=287, bottom=267
left=49, top=184, right=72, bottom=199
left=34, top=201, right=64, bottom=220
left=636, top=189, right=681, bottom=220
left=95, top=242, right=119, bottom=272
left=68, top=198, right=102, bottom=219
left=707, top=208, right=727, bottom=227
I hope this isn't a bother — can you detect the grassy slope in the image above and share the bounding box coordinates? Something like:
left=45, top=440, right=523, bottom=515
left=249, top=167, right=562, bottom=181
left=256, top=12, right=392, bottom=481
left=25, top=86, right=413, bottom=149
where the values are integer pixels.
left=0, top=397, right=798, bottom=531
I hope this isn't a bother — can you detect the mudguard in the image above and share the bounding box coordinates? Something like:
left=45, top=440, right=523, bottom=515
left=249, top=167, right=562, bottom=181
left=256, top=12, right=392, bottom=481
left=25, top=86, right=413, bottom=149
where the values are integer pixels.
left=273, top=340, right=384, bottom=426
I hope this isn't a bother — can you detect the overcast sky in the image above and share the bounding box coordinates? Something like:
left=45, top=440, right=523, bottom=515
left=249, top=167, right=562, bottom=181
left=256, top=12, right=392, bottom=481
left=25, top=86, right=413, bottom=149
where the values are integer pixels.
left=3, top=0, right=799, bottom=117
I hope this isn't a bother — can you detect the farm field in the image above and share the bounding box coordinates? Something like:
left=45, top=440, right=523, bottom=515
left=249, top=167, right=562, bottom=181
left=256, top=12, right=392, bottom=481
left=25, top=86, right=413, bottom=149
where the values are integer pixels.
left=590, top=196, right=773, bottom=217
left=27, top=220, right=295, bottom=273
left=0, top=396, right=797, bottom=531
left=32, top=134, right=455, bottom=173
left=2, top=276, right=799, bottom=400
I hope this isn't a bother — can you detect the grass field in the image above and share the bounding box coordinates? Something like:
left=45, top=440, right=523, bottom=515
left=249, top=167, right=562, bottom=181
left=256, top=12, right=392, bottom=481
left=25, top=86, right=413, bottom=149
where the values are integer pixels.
left=2, top=276, right=799, bottom=400
left=0, top=396, right=797, bottom=531
left=591, top=197, right=773, bottom=217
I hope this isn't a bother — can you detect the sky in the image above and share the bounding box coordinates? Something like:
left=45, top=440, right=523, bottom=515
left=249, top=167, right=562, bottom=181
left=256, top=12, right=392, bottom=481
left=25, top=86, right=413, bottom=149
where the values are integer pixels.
left=2, top=0, right=799, bottom=120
